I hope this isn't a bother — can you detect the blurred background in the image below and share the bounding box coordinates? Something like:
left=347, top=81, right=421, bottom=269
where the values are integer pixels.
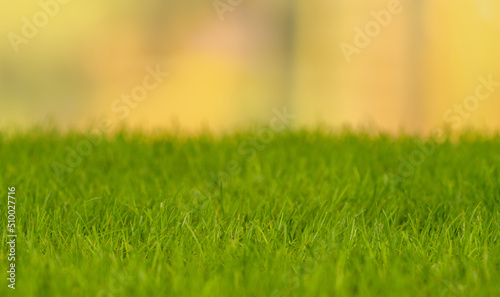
left=0, top=0, right=499, bottom=133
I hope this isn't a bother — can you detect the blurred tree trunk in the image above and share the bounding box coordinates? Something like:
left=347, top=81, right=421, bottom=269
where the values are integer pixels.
left=408, top=0, right=425, bottom=132
left=284, top=0, right=297, bottom=113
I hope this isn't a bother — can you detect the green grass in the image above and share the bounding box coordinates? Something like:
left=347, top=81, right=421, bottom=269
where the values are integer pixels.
left=1, top=128, right=500, bottom=296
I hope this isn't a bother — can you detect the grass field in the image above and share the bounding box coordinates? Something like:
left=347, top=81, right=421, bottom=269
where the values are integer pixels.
left=1, top=128, right=500, bottom=296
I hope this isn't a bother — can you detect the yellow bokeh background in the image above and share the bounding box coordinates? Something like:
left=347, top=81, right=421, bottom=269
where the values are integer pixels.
left=1, top=0, right=499, bottom=133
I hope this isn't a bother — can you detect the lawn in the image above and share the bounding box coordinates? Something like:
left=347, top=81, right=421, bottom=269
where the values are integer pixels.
left=1, top=128, right=500, bottom=296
